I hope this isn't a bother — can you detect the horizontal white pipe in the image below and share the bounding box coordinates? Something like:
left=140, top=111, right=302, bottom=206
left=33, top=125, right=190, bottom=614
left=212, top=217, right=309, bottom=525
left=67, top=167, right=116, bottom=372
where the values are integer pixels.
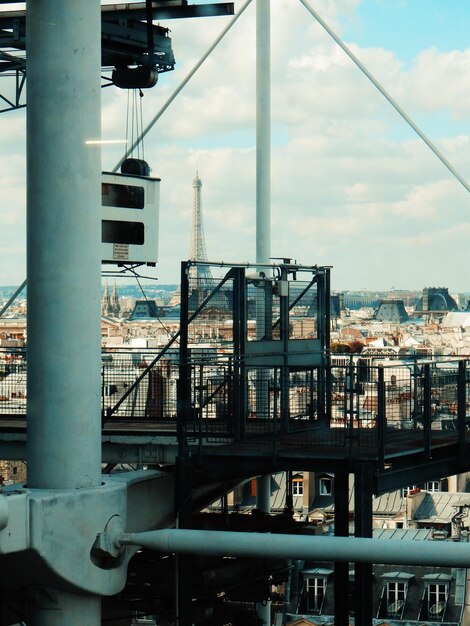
left=121, top=528, right=470, bottom=568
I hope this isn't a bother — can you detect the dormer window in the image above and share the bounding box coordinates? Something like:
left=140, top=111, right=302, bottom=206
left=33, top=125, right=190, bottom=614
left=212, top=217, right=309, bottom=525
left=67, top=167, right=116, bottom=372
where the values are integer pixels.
left=292, top=473, right=304, bottom=496
left=428, top=583, right=448, bottom=616
left=307, top=577, right=325, bottom=613
left=381, top=572, right=413, bottom=619
left=302, top=568, right=333, bottom=615
left=421, top=574, right=451, bottom=620
left=386, top=581, right=406, bottom=617
left=319, top=474, right=333, bottom=496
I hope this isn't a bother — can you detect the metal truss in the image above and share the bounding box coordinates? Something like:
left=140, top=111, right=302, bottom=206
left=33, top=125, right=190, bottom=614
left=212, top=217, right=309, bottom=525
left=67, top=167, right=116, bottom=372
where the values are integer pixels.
left=0, top=1, right=234, bottom=112
left=0, top=50, right=25, bottom=112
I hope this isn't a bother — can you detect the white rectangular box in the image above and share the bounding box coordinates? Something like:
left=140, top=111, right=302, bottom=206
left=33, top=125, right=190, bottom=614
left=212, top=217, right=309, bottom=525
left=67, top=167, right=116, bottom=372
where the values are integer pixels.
left=101, top=171, right=160, bottom=265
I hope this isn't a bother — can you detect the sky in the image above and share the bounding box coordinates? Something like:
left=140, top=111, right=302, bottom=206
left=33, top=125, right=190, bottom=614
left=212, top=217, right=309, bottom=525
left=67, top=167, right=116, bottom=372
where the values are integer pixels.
left=0, top=0, right=469, bottom=293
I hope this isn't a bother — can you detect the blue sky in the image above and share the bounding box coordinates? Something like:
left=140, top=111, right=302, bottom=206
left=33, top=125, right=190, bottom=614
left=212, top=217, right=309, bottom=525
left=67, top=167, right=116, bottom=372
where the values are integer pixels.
left=0, top=0, right=469, bottom=292
left=343, top=0, right=470, bottom=59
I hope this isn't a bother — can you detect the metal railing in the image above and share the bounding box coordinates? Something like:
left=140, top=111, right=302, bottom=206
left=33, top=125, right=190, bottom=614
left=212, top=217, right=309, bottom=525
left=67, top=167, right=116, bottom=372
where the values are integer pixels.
left=1, top=347, right=470, bottom=461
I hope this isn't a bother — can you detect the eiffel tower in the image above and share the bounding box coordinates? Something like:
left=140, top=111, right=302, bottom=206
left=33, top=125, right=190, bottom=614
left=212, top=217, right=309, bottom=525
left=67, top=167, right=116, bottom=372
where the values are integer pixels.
left=188, top=172, right=213, bottom=290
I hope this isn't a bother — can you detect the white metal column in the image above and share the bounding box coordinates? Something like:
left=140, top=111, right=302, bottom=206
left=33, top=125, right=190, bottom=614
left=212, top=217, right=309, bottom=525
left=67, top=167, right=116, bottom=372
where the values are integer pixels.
left=27, top=0, right=102, bottom=490
left=255, top=2, right=272, bottom=624
left=26, top=0, right=102, bottom=622
left=256, top=0, right=270, bottom=266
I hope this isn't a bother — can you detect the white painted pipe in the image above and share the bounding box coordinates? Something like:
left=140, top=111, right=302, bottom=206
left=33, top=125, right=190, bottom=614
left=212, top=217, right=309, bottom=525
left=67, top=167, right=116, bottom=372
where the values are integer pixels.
left=122, top=528, right=470, bottom=568
left=256, top=0, right=271, bottom=265
left=255, top=17, right=272, bottom=622
left=27, top=0, right=102, bottom=490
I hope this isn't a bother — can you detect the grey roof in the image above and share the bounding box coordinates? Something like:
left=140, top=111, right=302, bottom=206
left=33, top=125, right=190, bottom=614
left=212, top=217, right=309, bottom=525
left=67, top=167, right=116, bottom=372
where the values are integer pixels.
left=380, top=571, right=415, bottom=581
left=374, top=300, right=409, bottom=323
left=413, top=492, right=470, bottom=522
left=422, top=573, right=452, bottom=582
left=301, top=568, right=333, bottom=577
left=318, top=486, right=404, bottom=516
left=372, top=528, right=432, bottom=541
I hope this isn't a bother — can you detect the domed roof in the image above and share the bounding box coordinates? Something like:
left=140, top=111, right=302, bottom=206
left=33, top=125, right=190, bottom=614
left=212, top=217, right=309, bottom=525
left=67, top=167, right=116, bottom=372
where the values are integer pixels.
left=415, top=287, right=458, bottom=312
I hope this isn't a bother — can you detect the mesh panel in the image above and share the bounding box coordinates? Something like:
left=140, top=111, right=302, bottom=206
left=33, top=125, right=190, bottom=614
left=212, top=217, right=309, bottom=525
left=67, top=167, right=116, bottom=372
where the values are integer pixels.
left=0, top=350, right=27, bottom=416
left=186, top=275, right=234, bottom=346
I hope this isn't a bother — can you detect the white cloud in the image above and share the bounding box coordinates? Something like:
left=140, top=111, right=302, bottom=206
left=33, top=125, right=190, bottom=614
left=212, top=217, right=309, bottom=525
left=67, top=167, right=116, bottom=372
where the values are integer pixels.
left=407, top=48, right=470, bottom=118
left=0, top=0, right=469, bottom=290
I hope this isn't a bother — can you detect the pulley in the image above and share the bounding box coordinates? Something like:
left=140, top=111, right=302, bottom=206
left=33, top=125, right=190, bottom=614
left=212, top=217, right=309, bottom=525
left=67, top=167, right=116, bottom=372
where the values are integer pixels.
left=112, top=65, right=158, bottom=89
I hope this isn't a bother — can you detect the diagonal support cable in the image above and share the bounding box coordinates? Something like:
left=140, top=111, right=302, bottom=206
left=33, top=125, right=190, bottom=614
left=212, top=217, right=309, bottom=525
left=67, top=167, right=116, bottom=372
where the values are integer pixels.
left=298, top=0, right=470, bottom=194
left=113, top=0, right=253, bottom=173
left=0, top=279, right=26, bottom=319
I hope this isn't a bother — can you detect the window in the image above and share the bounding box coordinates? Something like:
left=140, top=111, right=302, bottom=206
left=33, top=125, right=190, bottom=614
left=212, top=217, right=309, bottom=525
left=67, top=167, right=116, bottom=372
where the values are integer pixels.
left=102, top=182, right=144, bottom=209
left=104, top=384, right=118, bottom=397
left=306, top=577, right=326, bottom=613
left=319, top=476, right=332, bottom=496
left=428, top=583, right=448, bottom=617
left=426, top=480, right=441, bottom=492
left=292, top=473, right=304, bottom=496
left=102, top=220, right=144, bottom=245
left=387, top=581, right=406, bottom=617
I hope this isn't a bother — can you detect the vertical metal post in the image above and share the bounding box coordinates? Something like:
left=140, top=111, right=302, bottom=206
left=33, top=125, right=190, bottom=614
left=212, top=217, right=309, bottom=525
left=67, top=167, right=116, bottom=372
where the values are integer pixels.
left=316, top=274, right=326, bottom=425
left=178, top=262, right=190, bottom=457
left=232, top=269, right=242, bottom=441
left=176, top=261, right=193, bottom=626
left=347, top=360, right=355, bottom=456
left=354, top=464, right=374, bottom=626
left=324, top=268, right=331, bottom=357
left=175, top=453, right=193, bottom=626
left=377, top=367, right=386, bottom=469
left=317, top=269, right=331, bottom=427
left=27, top=0, right=102, bottom=489
left=334, top=471, right=350, bottom=626
left=26, top=0, right=102, bottom=623
left=412, top=357, right=419, bottom=430
left=233, top=268, right=247, bottom=441
left=256, top=472, right=272, bottom=626
left=324, top=269, right=332, bottom=427
left=256, top=0, right=270, bottom=265
left=458, top=360, right=466, bottom=466
left=255, top=5, right=272, bottom=621
left=423, top=363, right=432, bottom=459
left=280, top=267, right=290, bottom=434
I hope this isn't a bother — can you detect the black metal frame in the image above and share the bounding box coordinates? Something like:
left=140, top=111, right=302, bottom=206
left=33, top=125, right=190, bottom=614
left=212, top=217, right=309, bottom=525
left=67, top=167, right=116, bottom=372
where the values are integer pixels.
left=0, top=1, right=234, bottom=112
left=177, top=260, right=331, bottom=451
